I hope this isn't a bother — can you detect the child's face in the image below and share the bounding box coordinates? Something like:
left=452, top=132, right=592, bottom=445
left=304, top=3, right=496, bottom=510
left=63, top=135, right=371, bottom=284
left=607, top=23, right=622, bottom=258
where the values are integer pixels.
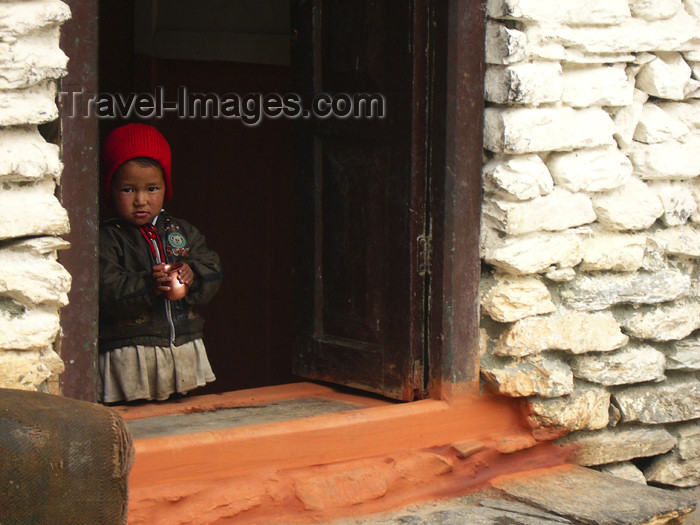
left=111, top=160, right=166, bottom=226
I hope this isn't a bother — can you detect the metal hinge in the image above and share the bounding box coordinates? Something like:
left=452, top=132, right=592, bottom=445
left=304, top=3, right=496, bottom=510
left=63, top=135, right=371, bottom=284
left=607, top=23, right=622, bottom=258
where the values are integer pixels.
left=418, top=233, right=432, bottom=277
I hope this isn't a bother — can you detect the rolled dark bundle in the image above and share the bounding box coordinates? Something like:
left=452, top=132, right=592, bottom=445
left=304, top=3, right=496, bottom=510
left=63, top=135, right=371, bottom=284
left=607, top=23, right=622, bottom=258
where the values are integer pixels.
left=0, top=388, right=134, bottom=525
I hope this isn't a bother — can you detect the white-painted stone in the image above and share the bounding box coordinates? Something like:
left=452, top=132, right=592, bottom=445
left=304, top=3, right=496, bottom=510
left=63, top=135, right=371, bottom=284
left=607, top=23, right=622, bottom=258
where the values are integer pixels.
left=480, top=9, right=700, bottom=478
left=614, top=375, right=700, bottom=423
left=480, top=217, right=504, bottom=258
left=686, top=0, right=700, bottom=18
left=3, top=236, right=71, bottom=257
left=636, top=52, right=692, bottom=100
left=644, top=450, right=700, bottom=487
left=532, top=48, right=638, bottom=65
left=651, top=225, right=700, bottom=257
left=484, top=62, right=562, bottom=106
left=0, top=1, right=72, bottom=40
left=485, top=21, right=526, bottom=65
left=0, top=26, right=69, bottom=89
left=546, top=147, right=632, bottom=193
left=614, top=300, right=700, bottom=341
left=693, top=178, right=700, bottom=222
left=648, top=180, right=698, bottom=225
left=480, top=352, right=574, bottom=398
left=0, top=1, right=72, bottom=393
left=633, top=52, right=658, bottom=65
left=645, top=236, right=679, bottom=265
left=481, top=274, right=556, bottom=323
left=633, top=102, right=690, bottom=143
left=691, top=269, right=700, bottom=299
left=486, top=0, right=631, bottom=25
left=570, top=344, right=666, bottom=386
left=591, top=178, right=664, bottom=231
left=629, top=0, right=683, bottom=21
left=544, top=267, right=576, bottom=282
left=0, top=127, right=62, bottom=182
left=496, top=309, right=629, bottom=357
left=512, top=19, right=642, bottom=64
left=0, top=346, right=64, bottom=391
left=527, top=383, right=610, bottom=432
left=484, top=188, right=596, bottom=235
left=640, top=242, right=668, bottom=272
left=0, top=304, right=60, bottom=351
left=685, top=77, right=700, bottom=97
left=627, top=135, right=700, bottom=180
left=625, top=63, right=642, bottom=81
left=482, top=229, right=584, bottom=275
left=0, top=81, right=59, bottom=125
left=524, top=10, right=697, bottom=55
left=482, top=155, right=554, bottom=201
left=613, top=89, right=649, bottom=150
left=0, top=249, right=71, bottom=306
left=560, top=266, right=690, bottom=311
left=561, top=64, right=633, bottom=107
left=484, top=106, right=616, bottom=154
left=557, top=426, right=677, bottom=466
left=665, top=334, right=700, bottom=371
left=599, top=462, right=647, bottom=485
left=0, top=180, right=69, bottom=240
left=690, top=59, right=700, bottom=80
left=580, top=229, right=647, bottom=272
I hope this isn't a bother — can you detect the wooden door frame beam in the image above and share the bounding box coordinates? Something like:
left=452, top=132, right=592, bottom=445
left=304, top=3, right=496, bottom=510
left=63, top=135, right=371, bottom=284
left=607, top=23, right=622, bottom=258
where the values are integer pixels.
left=428, top=0, right=485, bottom=401
left=58, top=0, right=99, bottom=401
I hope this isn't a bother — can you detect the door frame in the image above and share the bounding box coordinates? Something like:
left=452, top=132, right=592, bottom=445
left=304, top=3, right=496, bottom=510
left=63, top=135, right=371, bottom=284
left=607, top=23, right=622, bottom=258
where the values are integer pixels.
left=58, top=0, right=485, bottom=402
left=58, top=0, right=100, bottom=401
left=427, top=0, right=485, bottom=400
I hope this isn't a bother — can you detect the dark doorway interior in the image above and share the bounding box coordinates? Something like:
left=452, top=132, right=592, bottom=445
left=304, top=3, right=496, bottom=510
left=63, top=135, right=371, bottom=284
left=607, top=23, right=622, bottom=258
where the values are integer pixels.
left=65, top=0, right=482, bottom=403
left=98, top=1, right=295, bottom=393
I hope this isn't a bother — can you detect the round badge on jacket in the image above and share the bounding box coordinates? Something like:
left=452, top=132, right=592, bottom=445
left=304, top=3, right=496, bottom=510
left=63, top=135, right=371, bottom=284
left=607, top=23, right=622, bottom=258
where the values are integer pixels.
left=168, top=232, right=187, bottom=249
left=167, top=231, right=189, bottom=257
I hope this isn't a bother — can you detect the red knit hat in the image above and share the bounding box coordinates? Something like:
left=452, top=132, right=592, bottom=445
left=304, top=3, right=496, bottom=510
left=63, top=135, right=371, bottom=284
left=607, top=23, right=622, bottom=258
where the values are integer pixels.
left=102, top=123, right=172, bottom=201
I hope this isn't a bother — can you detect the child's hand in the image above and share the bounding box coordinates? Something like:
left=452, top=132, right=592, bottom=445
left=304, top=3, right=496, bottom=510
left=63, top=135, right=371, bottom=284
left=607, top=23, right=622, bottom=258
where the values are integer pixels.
left=152, top=263, right=172, bottom=295
left=175, top=263, right=194, bottom=287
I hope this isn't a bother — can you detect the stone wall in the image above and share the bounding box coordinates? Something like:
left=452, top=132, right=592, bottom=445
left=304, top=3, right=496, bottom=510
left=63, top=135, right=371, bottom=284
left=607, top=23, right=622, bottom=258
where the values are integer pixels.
left=480, top=0, right=700, bottom=487
left=0, top=1, right=72, bottom=393
left=1, top=0, right=698, bottom=491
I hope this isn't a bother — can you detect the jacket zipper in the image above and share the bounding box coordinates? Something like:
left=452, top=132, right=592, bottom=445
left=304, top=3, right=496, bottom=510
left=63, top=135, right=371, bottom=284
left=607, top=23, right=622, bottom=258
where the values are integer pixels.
left=147, top=219, right=176, bottom=345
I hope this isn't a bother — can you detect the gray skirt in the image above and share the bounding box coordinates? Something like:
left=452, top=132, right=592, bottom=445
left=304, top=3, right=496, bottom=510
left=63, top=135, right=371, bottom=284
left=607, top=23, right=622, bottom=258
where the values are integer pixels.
left=98, top=338, right=216, bottom=403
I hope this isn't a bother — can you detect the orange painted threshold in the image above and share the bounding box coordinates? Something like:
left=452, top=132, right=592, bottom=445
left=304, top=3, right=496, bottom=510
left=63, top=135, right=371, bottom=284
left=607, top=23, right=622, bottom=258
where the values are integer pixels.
left=120, top=383, right=569, bottom=525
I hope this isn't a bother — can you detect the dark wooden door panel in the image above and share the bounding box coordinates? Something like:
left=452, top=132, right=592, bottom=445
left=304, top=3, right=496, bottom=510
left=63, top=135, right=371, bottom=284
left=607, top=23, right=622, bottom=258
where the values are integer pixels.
left=292, top=0, right=428, bottom=400
left=321, top=138, right=389, bottom=344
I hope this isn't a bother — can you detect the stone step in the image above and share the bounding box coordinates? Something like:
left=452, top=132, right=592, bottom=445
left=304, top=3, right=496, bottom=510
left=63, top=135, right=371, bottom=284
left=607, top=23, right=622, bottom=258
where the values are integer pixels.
left=330, top=466, right=696, bottom=525
left=122, top=383, right=559, bottom=525
left=494, top=465, right=696, bottom=524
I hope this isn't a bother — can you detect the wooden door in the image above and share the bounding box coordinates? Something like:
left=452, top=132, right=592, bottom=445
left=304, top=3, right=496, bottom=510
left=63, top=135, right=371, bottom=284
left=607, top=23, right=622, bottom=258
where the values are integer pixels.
left=291, top=0, right=430, bottom=401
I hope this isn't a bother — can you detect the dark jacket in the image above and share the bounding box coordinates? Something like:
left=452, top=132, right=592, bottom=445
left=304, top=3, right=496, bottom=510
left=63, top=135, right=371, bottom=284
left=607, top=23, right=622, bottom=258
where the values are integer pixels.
left=99, top=212, right=222, bottom=352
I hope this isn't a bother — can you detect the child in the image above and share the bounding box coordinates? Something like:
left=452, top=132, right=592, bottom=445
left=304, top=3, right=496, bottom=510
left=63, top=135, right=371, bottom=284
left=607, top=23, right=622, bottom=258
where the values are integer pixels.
left=98, top=123, right=222, bottom=403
